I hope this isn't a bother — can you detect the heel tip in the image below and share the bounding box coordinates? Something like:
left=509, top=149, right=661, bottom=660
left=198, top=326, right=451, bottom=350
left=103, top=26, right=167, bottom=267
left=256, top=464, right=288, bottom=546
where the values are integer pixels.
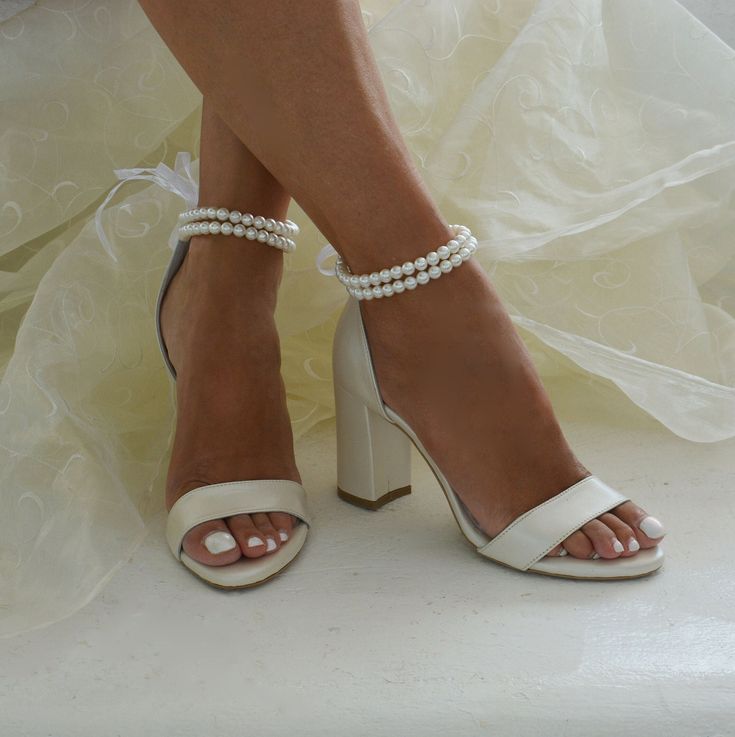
left=337, top=485, right=411, bottom=511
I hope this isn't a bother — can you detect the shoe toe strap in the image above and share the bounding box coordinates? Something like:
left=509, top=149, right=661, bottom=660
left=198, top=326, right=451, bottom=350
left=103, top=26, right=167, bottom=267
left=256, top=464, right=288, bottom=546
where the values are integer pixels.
left=165, top=480, right=310, bottom=559
left=477, top=476, right=629, bottom=570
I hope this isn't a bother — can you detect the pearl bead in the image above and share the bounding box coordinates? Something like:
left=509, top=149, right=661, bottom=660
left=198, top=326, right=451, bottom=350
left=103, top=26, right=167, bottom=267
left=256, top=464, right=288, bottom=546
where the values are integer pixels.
left=393, top=280, right=405, bottom=293
left=450, top=253, right=462, bottom=267
left=415, top=257, right=428, bottom=271
left=253, top=215, right=265, bottom=229
left=265, top=218, right=276, bottom=232
left=369, top=272, right=381, bottom=286
left=362, top=288, right=374, bottom=300
left=416, top=270, right=430, bottom=285
left=447, top=239, right=460, bottom=253
left=459, top=247, right=471, bottom=260
left=242, top=213, right=253, bottom=226
left=220, top=222, right=234, bottom=235
left=390, top=265, right=403, bottom=280
left=195, top=222, right=206, bottom=235
left=439, top=259, right=453, bottom=273
left=206, top=207, right=217, bottom=219
left=359, top=275, right=370, bottom=287
left=268, top=233, right=278, bottom=245
left=290, top=222, right=300, bottom=235
left=426, top=251, right=439, bottom=266
left=379, top=268, right=392, bottom=283
left=245, top=227, right=258, bottom=240
left=437, top=245, right=450, bottom=260
left=216, top=208, right=229, bottom=221
left=229, top=210, right=242, bottom=224
left=372, top=286, right=383, bottom=298
left=275, top=223, right=284, bottom=235
left=428, top=265, right=441, bottom=279
left=349, top=275, right=360, bottom=287
left=402, top=261, right=415, bottom=276
left=233, top=224, right=246, bottom=238
left=382, top=284, right=394, bottom=297
left=404, top=276, right=418, bottom=290
left=257, top=230, right=269, bottom=243
left=208, top=221, right=221, bottom=234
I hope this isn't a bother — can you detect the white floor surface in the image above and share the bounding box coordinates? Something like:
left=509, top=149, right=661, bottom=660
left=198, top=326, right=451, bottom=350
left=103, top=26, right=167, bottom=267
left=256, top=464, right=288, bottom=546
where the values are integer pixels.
left=2, top=377, right=734, bottom=736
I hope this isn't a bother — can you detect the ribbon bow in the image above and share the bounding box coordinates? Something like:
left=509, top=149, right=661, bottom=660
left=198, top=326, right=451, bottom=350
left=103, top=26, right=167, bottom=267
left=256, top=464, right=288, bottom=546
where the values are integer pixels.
left=94, top=151, right=199, bottom=262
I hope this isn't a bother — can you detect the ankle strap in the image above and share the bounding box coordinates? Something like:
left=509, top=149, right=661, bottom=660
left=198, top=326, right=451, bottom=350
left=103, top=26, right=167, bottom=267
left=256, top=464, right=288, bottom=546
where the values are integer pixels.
left=332, top=224, right=477, bottom=300
left=177, top=206, right=299, bottom=253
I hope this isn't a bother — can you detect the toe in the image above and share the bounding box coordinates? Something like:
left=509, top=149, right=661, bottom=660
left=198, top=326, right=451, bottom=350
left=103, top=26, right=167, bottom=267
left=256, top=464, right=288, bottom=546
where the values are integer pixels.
left=612, top=501, right=666, bottom=548
left=598, top=512, right=640, bottom=556
left=252, top=512, right=280, bottom=554
left=581, top=518, right=625, bottom=559
left=226, top=513, right=269, bottom=558
left=268, top=512, right=295, bottom=544
left=182, top=519, right=241, bottom=566
left=558, top=529, right=594, bottom=559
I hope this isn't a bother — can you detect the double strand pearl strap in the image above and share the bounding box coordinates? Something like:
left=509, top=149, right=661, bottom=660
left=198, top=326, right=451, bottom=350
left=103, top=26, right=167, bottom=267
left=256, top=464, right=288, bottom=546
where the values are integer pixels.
left=334, top=224, right=477, bottom=300
left=176, top=206, right=299, bottom=253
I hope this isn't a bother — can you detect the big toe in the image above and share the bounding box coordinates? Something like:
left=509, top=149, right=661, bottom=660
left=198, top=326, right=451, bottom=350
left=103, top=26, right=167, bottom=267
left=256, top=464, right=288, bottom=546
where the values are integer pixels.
left=612, top=501, right=666, bottom=548
left=182, top=519, right=242, bottom=566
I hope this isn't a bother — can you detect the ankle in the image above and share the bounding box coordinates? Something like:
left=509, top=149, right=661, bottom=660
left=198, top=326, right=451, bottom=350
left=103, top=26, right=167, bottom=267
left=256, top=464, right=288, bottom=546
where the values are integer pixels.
left=184, top=234, right=284, bottom=303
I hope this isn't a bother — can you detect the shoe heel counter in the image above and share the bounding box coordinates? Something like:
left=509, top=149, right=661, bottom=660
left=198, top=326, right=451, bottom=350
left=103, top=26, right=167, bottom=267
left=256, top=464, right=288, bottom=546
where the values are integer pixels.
left=332, top=298, right=386, bottom=417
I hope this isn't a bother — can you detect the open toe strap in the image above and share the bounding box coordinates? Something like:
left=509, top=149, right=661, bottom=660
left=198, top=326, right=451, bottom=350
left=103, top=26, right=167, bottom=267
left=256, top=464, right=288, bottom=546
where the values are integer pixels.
left=477, top=476, right=628, bottom=571
left=165, top=479, right=311, bottom=560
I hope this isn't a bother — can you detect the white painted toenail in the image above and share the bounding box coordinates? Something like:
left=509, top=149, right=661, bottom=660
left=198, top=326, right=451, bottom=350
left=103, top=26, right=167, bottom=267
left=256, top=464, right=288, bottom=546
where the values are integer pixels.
left=558, top=548, right=568, bottom=556
left=266, top=538, right=277, bottom=552
left=278, top=529, right=289, bottom=542
left=246, top=535, right=264, bottom=548
left=591, top=553, right=601, bottom=560
left=628, top=538, right=640, bottom=552
left=612, top=538, right=624, bottom=554
left=203, top=531, right=237, bottom=555
left=639, top=516, right=666, bottom=539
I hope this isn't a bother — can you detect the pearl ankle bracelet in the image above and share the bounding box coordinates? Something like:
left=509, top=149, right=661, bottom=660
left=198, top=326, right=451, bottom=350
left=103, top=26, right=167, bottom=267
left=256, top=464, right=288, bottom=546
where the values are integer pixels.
left=176, top=206, right=299, bottom=253
left=334, top=224, right=477, bottom=300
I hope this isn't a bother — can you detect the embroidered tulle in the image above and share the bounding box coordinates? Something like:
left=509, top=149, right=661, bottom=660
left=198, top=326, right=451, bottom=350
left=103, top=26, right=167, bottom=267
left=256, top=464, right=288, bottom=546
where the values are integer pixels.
left=1, top=0, right=734, bottom=636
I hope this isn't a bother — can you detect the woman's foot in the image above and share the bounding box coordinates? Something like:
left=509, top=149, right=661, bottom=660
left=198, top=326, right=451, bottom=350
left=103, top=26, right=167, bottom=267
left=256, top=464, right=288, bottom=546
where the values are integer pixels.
left=160, top=235, right=301, bottom=567
left=361, top=258, right=666, bottom=560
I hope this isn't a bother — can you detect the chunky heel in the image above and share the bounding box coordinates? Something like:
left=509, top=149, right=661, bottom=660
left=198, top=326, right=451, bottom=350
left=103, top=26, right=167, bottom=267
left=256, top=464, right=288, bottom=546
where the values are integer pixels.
left=335, top=383, right=411, bottom=510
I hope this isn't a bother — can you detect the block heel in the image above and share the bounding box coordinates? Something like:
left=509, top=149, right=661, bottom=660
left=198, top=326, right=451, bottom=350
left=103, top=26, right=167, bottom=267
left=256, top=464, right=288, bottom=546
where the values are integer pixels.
left=335, top=383, right=411, bottom=510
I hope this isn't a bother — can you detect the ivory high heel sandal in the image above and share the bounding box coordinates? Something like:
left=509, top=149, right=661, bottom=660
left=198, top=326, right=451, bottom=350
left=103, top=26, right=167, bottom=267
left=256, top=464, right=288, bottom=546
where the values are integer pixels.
left=328, top=224, right=663, bottom=581
left=155, top=206, right=311, bottom=589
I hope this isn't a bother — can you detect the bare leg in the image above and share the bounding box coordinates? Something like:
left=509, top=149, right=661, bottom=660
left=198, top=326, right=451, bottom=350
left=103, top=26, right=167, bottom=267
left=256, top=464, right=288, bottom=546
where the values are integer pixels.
left=160, top=99, right=300, bottom=566
left=142, top=0, right=666, bottom=559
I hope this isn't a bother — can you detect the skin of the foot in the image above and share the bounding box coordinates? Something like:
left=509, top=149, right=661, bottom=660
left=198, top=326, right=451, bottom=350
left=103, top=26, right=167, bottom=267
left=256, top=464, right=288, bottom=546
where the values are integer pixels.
left=361, top=258, right=666, bottom=561
left=160, top=235, right=301, bottom=566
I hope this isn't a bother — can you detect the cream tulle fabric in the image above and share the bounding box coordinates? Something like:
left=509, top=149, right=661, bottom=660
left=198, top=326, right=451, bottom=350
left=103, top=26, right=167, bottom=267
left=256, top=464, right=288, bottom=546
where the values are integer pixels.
left=1, top=0, right=734, bottom=637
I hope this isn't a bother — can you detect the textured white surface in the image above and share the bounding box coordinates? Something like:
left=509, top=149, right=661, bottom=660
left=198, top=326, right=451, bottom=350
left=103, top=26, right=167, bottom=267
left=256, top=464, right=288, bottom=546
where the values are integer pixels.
left=1, top=378, right=733, bottom=736
left=679, top=0, right=735, bottom=46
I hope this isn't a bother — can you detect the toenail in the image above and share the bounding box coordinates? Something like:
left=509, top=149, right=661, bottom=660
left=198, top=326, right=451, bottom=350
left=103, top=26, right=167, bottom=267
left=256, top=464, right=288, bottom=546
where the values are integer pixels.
left=246, top=535, right=264, bottom=548
left=266, top=537, right=277, bottom=552
left=628, top=538, right=640, bottom=552
left=591, top=552, right=601, bottom=560
left=558, top=548, right=568, bottom=556
left=278, top=529, right=289, bottom=542
left=203, top=531, right=237, bottom=555
left=639, top=516, right=666, bottom=539
left=612, top=538, right=624, bottom=554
